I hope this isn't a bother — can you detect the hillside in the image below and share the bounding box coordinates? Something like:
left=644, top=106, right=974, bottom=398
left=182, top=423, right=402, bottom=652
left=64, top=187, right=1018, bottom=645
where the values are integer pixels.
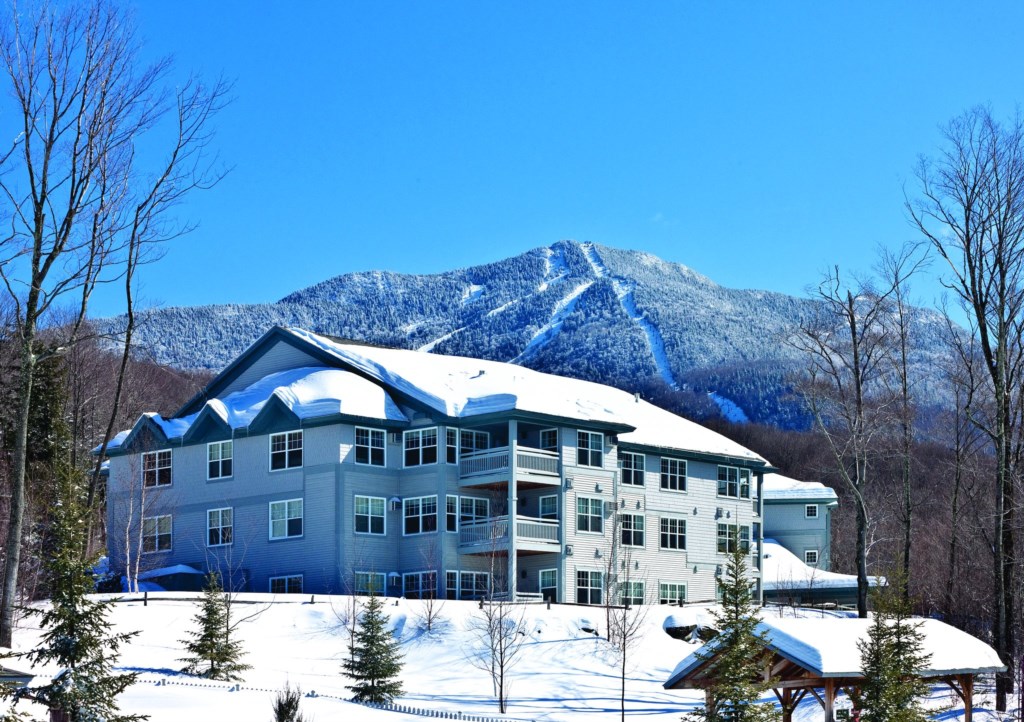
left=107, top=241, right=951, bottom=428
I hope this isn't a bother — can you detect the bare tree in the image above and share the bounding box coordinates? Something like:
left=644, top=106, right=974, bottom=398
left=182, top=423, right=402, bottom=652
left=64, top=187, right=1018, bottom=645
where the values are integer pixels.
left=467, top=596, right=527, bottom=714
left=0, top=0, right=228, bottom=646
left=607, top=544, right=648, bottom=722
left=908, top=106, right=1024, bottom=709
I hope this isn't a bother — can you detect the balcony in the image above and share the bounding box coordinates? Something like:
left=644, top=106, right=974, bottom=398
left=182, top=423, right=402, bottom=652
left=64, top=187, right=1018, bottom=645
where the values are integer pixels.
left=458, top=446, right=560, bottom=488
left=458, top=515, right=560, bottom=554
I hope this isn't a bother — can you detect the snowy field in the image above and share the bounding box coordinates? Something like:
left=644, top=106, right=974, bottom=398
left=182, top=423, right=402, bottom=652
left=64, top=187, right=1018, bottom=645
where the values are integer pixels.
left=4, top=594, right=1009, bottom=722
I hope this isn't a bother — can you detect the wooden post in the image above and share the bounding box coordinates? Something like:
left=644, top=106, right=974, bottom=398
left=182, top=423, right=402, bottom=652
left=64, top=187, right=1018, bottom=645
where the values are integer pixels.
left=961, top=674, right=974, bottom=722
left=823, top=680, right=835, bottom=722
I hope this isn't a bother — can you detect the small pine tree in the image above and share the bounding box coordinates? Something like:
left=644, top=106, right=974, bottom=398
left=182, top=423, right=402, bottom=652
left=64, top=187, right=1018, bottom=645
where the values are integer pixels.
left=857, top=577, right=931, bottom=722
left=342, top=594, right=404, bottom=703
left=271, top=682, right=309, bottom=722
left=180, top=573, right=251, bottom=681
left=688, top=531, right=779, bottom=722
left=9, top=470, right=145, bottom=721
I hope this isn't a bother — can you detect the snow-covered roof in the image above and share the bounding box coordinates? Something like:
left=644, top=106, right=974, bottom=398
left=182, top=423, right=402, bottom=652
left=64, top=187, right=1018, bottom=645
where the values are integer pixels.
left=287, top=328, right=766, bottom=462
left=665, top=614, right=1005, bottom=687
left=137, top=564, right=205, bottom=581
left=762, top=473, right=837, bottom=503
left=761, top=539, right=880, bottom=591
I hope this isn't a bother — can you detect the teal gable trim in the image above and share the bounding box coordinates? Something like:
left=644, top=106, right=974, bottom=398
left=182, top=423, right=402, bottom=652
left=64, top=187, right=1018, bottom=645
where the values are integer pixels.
left=182, top=406, right=233, bottom=444
left=247, top=395, right=300, bottom=436
left=117, top=415, right=171, bottom=455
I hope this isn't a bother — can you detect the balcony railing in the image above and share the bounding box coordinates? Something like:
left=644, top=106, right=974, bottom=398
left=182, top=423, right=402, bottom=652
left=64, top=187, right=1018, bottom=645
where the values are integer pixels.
left=459, top=446, right=559, bottom=479
left=458, top=515, right=560, bottom=548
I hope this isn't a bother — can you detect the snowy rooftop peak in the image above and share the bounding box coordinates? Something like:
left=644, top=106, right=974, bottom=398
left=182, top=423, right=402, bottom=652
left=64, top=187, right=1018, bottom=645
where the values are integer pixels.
left=762, top=473, right=838, bottom=502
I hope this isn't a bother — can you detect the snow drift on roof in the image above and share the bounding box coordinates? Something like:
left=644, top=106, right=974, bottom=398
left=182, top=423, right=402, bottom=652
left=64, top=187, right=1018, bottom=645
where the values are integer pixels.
left=762, top=473, right=838, bottom=502
left=761, top=539, right=879, bottom=591
left=287, top=328, right=765, bottom=462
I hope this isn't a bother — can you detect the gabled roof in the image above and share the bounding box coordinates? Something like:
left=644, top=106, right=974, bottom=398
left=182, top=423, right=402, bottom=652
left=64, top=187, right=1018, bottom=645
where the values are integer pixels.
left=665, top=615, right=1005, bottom=689
left=761, top=539, right=881, bottom=592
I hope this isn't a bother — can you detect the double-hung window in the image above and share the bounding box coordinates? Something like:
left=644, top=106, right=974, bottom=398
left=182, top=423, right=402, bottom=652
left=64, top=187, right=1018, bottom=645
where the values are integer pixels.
left=403, top=571, right=437, bottom=600
left=270, top=431, right=303, bottom=470
left=576, top=570, right=603, bottom=605
left=459, top=571, right=489, bottom=600
left=460, top=430, right=489, bottom=455
left=270, top=575, right=303, bottom=594
left=270, top=499, right=303, bottom=539
left=446, top=495, right=459, bottom=532
left=404, top=428, right=438, bottom=466
left=660, top=458, right=686, bottom=492
left=621, top=580, right=644, bottom=606
left=354, top=495, right=385, bottom=535
left=207, top=508, right=233, bottom=546
left=354, top=427, right=386, bottom=466
left=207, top=441, right=232, bottom=480
left=142, top=450, right=172, bottom=487
left=620, top=513, right=645, bottom=547
left=576, top=431, right=603, bottom=467
left=576, top=497, right=603, bottom=533
left=404, top=495, right=438, bottom=535
left=539, top=495, right=558, bottom=520
left=459, top=497, right=489, bottom=526
left=660, top=517, right=686, bottom=550
left=659, top=582, right=686, bottom=605
left=446, top=428, right=458, bottom=464
left=619, top=451, right=645, bottom=486
left=142, top=515, right=172, bottom=552
left=539, top=428, right=558, bottom=452
left=540, top=569, right=558, bottom=602
left=355, top=571, right=385, bottom=595
left=717, top=523, right=750, bottom=554
left=718, top=465, right=751, bottom=499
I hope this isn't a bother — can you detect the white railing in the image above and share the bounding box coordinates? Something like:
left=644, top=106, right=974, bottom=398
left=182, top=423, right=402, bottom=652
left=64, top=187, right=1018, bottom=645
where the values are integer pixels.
left=459, top=515, right=560, bottom=547
left=516, top=447, right=559, bottom=476
left=459, top=448, right=510, bottom=477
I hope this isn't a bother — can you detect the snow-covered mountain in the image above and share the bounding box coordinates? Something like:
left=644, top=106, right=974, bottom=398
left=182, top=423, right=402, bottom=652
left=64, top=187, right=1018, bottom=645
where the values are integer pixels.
left=108, top=241, right=950, bottom=428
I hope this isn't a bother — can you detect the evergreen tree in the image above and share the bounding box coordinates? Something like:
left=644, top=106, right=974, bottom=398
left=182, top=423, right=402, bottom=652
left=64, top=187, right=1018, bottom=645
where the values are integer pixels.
left=688, top=531, right=779, bottom=722
left=342, top=594, right=404, bottom=703
left=180, top=573, right=251, bottom=681
left=271, top=682, right=309, bottom=722
left=857, top=578, right=931, bottom=722
left=9, top=470, right=144, bottom=722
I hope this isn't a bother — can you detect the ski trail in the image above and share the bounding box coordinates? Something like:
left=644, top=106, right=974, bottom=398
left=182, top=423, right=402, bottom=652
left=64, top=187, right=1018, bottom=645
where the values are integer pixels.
left=538, top=244, right=570, bottom=292
left=513, top=281, right=594, bottom=363
left=581, top=242, right=679, bottom=390
left=417, top=326, right=466, bottom=353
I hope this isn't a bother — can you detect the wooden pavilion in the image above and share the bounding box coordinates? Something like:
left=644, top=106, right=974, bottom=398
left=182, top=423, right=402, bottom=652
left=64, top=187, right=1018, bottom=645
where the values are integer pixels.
left=664, top=616, right=1005, bottom=722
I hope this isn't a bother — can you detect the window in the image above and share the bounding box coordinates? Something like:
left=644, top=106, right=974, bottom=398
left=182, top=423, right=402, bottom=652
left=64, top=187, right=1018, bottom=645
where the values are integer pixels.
left=660, top=458, right=686, bottom=492
left=459, top=497, right=489, bottom=525
left=207, top=441, right=232, bottom=480
left=576, top=496, right=603, bottom=533
left=270, top=499, right=303, bottom=539
left=142, top=450, right=171, bottom=487
left=717, top=523, right=751, bottom=553
left=355, top=427, right=386, bottom=466
left=354, top=495, right=385, bottom=535
left=355, top=571, right=385, bottom=595
left=459, top=571, right=489, bottom=600
left=805, top=550, right=819, bottom=565
left=404, top=428, right=438, bottom=467
left=540, top=495, right=558, bottom=520
left=540, top=569, right=558, bottom=602
left=446, top=495, right=458, bottom=532
left=576, top=570, right=603, bottom=605
left=718, top=465, right=751, bottom=498
left=619, top=451, right=645, bottom=486
left=659, top=582, right=686, bottom=605
left=621, top=513, right=645, bottom=547
left=540, top=428, right=558, bottom=452
left=403, top=495, right=438, bottom=535
left=577, top=431, right=603, bottom=467
left=446, top=428, right=458, bottom=464
left=660, top=517, right=686, bottom=550
left=142, top=515, right=172, bottom=552
left=269, top=575, right=303, bottom=594
left=805, top=504, right=819, bottom=519
left=270, top=431, right=303, bottom=470
left=403, top=571, right=437, bottom=600
left=621, top=580, right=644, bottom=606
left=207, top=508, right=233, bottom=547
left=460, top=429, right=489, bottom=455
left=445, top=571, right=458, bottom=600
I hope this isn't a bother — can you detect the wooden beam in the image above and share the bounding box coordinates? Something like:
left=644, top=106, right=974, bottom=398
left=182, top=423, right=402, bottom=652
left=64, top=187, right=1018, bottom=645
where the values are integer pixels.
left=824, top=679, right=836, bottom=722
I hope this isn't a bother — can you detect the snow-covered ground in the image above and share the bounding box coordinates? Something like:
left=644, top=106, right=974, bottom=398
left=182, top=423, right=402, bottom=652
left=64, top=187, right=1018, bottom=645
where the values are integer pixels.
left=4, top=595, right=1007, bottom=722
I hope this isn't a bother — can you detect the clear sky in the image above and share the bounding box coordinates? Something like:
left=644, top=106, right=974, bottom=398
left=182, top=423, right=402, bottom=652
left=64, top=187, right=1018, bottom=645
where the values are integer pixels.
left=90, top=1, right=1024, bottom=317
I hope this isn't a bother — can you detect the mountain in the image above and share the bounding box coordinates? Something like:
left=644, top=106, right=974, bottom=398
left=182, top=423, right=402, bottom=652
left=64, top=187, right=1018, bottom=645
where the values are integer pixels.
left=106, top=240, right=951, bottom=428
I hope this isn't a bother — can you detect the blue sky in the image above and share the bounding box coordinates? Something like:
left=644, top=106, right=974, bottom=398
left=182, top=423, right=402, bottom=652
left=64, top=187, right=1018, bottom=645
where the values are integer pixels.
left=92, top=2, right=1024, bottom=317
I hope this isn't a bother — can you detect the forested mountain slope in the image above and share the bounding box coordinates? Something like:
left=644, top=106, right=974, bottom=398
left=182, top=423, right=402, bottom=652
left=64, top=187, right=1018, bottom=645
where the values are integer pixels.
left=106, top=241, right=949, bottom=428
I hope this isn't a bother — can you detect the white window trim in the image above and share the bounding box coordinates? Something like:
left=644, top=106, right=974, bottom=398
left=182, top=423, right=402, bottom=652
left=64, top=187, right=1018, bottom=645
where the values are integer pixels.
left=269, top=430, right=303, bottom=472
left=575, top=568, right=604, bottom=605
left=142, top=514, right=172, bottom=554
left=459, top=496, right=490, bottom=526
left=354, top=426, right=387, bottom=467
left=717, top=465, right=751, bottom=499
left=457, top=570, right=490, bottom=600
left=269, top=498, right=304, bottom=540
left=460, top=429, right=490, bottom=455
left=539, top=428, right=559, bottom=452
left=403, top=427, right=439, bottom=468
left=576, top=430, right=604, bottom=468
left=142, top=449, right=172, bottom=488
left=446, top=494, right=459, bottom=533
left=403, top=494, right=439, bottom=536
left=620, top=580, right=645, bottom=606
left=207, top=507, right=233, bottom=547
left=206, top=440, right=233, bottom=481
left=539, top=494, right=558, bottom=520
left=354, top=495, right=386, bottom=536
left=659, top=457, right=687, bottom=494
left=402, top=570, right=438, bottom=599
left=354, top=571, right=386, bottom=596
left=269, top=574, right=303, bottom=594
left=805, top=504, right=819, bottom=519
left=446, top=428, right=459, bottom=465
left=619, top=451, right=646, bottom=486
left=620, top=512, right=645, bottom=548
left=576, top=496, right=604, bottom=535
left=804, top=549, right=820, bottom=565
left=659, top=581, right=687, bottom=605
left=659, top=516, right=687, bottom=552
